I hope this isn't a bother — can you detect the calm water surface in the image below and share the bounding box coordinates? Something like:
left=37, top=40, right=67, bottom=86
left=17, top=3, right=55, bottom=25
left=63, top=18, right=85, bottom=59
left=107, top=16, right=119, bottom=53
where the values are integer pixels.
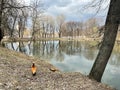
left=5, top=41, right=120, bottom=90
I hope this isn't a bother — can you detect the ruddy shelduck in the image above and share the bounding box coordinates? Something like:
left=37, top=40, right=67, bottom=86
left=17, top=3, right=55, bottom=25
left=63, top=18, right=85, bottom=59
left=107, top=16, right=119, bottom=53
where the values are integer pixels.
left=31, top=62, right=37, bottom=76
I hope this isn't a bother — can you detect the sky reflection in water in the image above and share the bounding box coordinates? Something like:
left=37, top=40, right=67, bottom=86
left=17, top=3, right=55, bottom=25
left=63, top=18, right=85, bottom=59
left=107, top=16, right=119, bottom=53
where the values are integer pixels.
left=5, top=41, right=120, bottom=90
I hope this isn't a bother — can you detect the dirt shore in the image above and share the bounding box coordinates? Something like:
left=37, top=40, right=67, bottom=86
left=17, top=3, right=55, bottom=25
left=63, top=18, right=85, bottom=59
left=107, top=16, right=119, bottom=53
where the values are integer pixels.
left=0, top=46, right=115, bottom=90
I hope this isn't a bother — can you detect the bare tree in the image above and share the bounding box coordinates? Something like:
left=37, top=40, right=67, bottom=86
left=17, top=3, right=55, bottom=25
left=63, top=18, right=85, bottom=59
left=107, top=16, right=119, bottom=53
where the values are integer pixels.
left=56, top=14, right=65, bottom=38
left=30, top=0, right=44, bottom=40
left=77, top=22, right=83, bottom=37
left=86, top=18, right=98, bottom=36
left=17, top=10, right=28, bottom=38
left=0, top=0, right=5, bottom=41
left=89, top=0, right=120, bottom=82
left=0, top=0, right=29, bottom=42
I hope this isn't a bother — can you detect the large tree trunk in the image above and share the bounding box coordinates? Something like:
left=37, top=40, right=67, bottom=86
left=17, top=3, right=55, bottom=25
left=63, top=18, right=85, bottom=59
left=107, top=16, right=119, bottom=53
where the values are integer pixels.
left=89, top=0, right=120, bottom=82
left=0, top=29, right=3, bottom=42
left=0, top=0, right=4, bottom=42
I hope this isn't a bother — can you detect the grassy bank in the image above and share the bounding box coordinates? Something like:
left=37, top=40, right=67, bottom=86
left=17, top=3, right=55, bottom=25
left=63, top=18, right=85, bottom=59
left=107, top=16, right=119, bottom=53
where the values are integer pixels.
left=0, top=46, right=115, bottom=90
left=1, top=37, right=101, bottom=42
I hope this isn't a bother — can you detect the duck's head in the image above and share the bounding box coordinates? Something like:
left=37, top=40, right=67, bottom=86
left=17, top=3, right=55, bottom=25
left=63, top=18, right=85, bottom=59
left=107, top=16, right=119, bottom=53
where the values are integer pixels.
left=32, top=62, right=35, bottom=67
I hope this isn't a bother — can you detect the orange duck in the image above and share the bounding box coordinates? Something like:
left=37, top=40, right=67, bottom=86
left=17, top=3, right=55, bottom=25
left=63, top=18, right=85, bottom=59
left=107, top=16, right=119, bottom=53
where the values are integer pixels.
left=31, top=62, right=37, bottom=76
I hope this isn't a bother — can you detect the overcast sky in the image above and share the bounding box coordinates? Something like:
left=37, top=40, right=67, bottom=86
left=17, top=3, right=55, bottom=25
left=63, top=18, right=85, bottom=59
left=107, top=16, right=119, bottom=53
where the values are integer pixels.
left=24, top=0, right=110, bottom=23
left=42, top=0, right=110, bottom=22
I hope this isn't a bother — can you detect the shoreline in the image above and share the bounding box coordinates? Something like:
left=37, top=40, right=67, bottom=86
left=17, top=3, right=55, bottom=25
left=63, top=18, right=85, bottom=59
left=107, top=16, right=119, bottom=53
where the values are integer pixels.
left=1, top=37, right=101, bottom=42
left=0, top=46, right=115, bottom=90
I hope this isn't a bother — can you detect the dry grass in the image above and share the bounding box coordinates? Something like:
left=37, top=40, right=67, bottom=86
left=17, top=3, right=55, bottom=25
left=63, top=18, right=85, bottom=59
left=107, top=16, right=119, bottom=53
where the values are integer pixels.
left=0, top=46, right=115, bottom=90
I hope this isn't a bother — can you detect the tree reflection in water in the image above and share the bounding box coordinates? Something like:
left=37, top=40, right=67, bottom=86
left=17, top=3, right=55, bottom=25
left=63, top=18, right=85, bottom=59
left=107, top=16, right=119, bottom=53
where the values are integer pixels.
left=5, top=40, right=120, bottom=66
left=5, top=40, right=120, bottom=89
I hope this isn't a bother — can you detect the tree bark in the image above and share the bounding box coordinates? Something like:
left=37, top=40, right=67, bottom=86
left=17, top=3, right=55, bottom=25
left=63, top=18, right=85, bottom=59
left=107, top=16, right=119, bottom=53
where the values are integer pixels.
left=0, top=0, right=4, bottom=42
left=89, top=0, right=120, bottom=82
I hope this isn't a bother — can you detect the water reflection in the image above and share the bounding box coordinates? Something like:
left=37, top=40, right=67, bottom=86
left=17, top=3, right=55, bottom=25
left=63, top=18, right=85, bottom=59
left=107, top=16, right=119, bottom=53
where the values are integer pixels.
left=5, top=40, right=120, bottom=90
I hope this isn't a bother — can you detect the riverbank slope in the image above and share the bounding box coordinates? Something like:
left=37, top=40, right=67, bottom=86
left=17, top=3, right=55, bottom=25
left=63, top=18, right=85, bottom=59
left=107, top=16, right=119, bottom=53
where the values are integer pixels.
left=0, top=46, right=115, bottom=90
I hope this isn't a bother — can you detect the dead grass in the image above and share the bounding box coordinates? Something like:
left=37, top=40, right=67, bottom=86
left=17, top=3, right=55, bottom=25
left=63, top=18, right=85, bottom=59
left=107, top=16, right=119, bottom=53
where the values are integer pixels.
left=0, top=46, right=115, bottom=90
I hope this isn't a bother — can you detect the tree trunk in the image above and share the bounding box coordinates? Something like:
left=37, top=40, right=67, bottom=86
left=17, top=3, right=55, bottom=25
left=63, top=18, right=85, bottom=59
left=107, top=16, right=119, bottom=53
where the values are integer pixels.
left=59, top=31, right=61, bottom=38
left=89, top=0, right=120, bottom=82
left=0, top=0, right=4, bottom=42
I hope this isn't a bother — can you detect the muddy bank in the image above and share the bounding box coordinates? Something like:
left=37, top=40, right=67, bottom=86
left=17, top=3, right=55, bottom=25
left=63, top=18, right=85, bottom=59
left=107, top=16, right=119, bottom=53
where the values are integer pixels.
left=0, top=46, right=115, bottom=90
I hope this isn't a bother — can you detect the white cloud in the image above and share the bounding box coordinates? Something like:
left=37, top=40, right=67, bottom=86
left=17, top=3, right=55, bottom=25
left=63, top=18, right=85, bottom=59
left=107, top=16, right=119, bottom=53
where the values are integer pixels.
left=43, top=0, right=110, bottom=21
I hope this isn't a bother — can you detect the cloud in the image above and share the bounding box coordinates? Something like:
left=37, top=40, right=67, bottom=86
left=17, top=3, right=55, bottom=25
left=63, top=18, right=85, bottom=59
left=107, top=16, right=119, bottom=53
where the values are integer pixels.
left=43, top=0, right=110, bottom=21
left=44, top=0, right=72, bottom=7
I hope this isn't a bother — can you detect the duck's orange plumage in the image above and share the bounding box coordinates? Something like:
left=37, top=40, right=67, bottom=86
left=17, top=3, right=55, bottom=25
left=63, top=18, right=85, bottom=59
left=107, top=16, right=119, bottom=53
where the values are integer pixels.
left=31, top=63, right=37, bottom=76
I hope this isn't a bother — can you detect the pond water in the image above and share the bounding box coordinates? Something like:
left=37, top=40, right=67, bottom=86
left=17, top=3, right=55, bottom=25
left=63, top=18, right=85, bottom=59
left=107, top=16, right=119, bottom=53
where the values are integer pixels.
left=5, top=41, right=120, bottom=90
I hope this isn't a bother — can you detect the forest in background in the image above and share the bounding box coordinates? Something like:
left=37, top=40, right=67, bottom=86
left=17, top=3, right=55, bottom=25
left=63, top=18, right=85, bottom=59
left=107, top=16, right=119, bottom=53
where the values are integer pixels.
left=0, top=0, right=110, bottom=40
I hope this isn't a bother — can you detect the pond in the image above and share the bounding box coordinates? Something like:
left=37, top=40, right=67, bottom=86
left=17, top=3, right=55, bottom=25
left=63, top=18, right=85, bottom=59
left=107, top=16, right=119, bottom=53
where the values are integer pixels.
left=5, top=40, right=120, bottom=90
